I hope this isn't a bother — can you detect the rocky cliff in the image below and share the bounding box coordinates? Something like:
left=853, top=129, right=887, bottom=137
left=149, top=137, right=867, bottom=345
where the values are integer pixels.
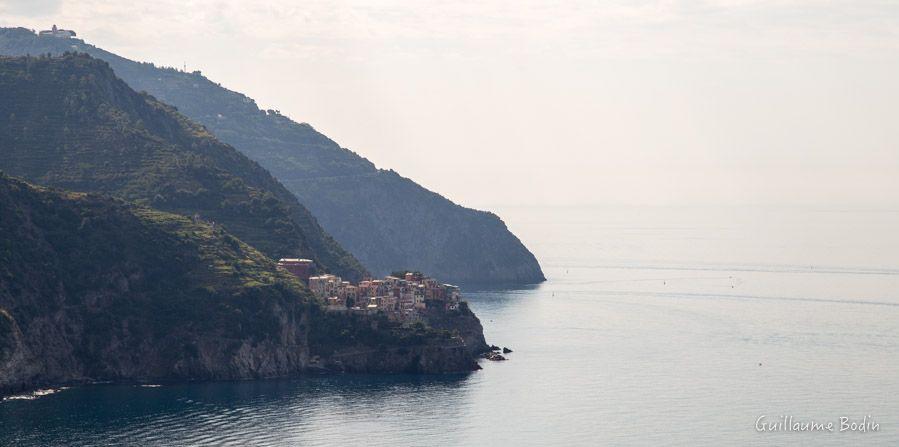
left=0, top=175, right=485, bottom=396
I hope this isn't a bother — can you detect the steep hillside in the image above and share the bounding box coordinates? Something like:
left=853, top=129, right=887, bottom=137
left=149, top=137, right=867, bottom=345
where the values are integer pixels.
left=0, top=52, right=365, bottom=281
left=0, top=174, right=484, bottom=395
left=0, top=27, right=545, bottom=284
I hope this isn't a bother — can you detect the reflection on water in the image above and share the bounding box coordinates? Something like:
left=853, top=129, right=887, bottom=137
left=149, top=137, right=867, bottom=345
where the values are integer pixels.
left=1, top=375, right=471, bottom=446
left=3, top=206, right=899, bottom=446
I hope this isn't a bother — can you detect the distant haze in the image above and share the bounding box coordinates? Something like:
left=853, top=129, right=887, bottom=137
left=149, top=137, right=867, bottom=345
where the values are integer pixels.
left=2, top=1, right=897, bottom=209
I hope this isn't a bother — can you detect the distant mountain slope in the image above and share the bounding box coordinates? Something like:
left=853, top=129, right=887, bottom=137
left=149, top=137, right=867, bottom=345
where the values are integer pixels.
left=0, top=174, right=482, bottom=395
left=0, top=52, right=365, bottom=281
left=0, top=27, right=545, bottom=284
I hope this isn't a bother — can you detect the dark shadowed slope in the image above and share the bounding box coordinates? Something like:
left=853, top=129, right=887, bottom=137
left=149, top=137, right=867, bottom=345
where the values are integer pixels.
left=0, top=53, right=365, bottom=281
left=0, top=27, right=545, bottom=285
left=0, top=173, right=317, bottom=394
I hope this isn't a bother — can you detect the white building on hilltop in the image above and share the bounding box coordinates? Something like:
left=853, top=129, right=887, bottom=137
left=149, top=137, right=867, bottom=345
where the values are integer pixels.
left=39, top=25, right=76, bottom=38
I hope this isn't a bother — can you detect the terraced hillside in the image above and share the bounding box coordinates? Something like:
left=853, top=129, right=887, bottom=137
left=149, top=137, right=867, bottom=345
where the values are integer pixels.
left=0, top=53, right=365, bottom=281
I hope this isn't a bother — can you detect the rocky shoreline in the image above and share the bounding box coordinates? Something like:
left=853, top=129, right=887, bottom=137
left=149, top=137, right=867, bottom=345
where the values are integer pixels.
left=0, top=345, right=483, bottom=399
left=0, top=334, right=488, bottom=398
left=0, top=303, right=491, bottom=398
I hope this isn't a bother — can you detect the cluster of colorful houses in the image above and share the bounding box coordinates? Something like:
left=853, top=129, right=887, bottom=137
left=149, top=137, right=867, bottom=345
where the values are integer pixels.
left=277, top=258, right=462, bottom=321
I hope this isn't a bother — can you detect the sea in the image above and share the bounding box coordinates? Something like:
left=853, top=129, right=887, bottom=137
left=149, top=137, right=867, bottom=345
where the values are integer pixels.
left=2, top=205, right=899, bottom=446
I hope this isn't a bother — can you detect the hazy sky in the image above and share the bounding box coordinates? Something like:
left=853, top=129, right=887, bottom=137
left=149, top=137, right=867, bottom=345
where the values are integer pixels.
left=3, top=1, right=898, bottom=209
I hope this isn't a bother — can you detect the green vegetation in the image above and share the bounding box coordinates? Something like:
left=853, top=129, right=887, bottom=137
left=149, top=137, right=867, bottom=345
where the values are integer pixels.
left=0, top=27, right=544, bottom=285
left=0, top=173, right=306, bottom=340
left=0, top=52, right=365, bottom=281
left=0, top=174, right=480, bottom=392
left=0, top=173, right=314, bottom=385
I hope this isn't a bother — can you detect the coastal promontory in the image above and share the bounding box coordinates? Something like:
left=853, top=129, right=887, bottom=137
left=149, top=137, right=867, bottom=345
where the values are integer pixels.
left=0, top=174, right=488, bottom=396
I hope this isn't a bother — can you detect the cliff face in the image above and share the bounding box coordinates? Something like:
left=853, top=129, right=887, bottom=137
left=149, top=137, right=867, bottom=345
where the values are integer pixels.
left=288, top=171, right=544, bottom=284
left=325, top=343, right=477, bottom=374
left=0, top=174, right=313, bottom=393
left=423, top=303, right=490, bottom=357
left=0, top=27, right=545, bottom=285
left=0, top=52, right=365, bottom=281
left=0, top=175, right=482, bottom=396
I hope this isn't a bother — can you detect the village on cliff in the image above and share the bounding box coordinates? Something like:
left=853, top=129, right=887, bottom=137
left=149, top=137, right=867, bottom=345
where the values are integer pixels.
left=276, top=258, right=462, bottom=322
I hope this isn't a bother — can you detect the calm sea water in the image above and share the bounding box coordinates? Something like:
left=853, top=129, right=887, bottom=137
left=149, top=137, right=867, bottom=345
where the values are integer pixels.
left=3, top=205, right=899, bottom=446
